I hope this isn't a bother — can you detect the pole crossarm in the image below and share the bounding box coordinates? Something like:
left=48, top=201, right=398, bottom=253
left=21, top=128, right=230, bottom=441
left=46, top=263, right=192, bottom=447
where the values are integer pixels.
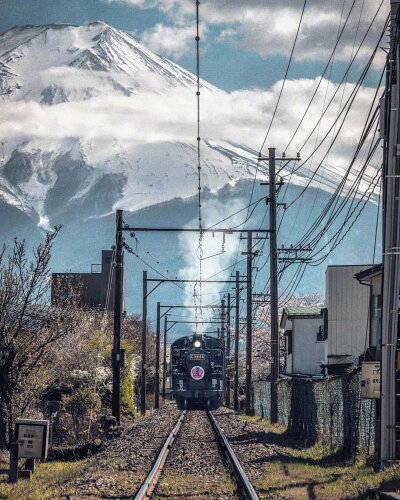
left=166, top=320, right=222, bottom=324
left=146, top=278, right=247, bottom=284
left=160, top=304, right=237, bottom=308
left=258, top=156, right=300, bottom=161
left=279, top=257, right=312, bottom=262
left=122, top=227, right=272, bottom=233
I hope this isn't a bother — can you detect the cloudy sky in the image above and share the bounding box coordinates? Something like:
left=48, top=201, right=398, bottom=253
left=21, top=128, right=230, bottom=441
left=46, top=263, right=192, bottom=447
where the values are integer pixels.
left=0, top=0, right=388, bottom=92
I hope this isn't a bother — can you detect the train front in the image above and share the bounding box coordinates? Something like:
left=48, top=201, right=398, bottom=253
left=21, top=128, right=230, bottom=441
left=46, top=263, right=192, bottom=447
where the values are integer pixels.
left=171, top=333, right=225, bottom=409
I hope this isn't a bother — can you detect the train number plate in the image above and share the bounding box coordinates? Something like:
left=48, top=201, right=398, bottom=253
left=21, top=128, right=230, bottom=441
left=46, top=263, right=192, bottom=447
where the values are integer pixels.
left=190, top=353, right=205, bottom=360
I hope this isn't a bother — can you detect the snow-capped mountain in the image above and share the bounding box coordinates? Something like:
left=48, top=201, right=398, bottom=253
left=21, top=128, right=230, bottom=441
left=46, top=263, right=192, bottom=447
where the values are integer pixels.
left=0, top=21, right=381, bottom=314
left=0, top=20, right=371, bottom=232
left=0, top=21, right=272, bottom=229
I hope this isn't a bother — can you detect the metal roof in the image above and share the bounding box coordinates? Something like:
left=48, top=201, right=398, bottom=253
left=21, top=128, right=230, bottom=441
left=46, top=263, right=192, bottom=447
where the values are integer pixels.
left=284, top=306, right=323, bottom=317
left=354, top=264, right=382, bottom=281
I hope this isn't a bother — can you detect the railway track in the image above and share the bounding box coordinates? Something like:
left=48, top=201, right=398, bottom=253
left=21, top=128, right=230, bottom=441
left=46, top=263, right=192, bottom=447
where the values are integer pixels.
left=134, top=410, right=259, bottom=500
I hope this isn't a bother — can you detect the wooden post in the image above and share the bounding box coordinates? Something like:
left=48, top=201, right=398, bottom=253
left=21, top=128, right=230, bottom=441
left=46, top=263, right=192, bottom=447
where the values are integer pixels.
left=9, top=442, right=18, bottom=483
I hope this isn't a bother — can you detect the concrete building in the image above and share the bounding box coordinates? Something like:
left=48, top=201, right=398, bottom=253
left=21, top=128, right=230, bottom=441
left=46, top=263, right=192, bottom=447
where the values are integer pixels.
left=51, top=250, right=125, bottom=311
left=324, top=265, right=371, bottom=373
left=281, top=306, right=326, bottom=376
left=354, top=264, right=382, bottom=358
left=280, top=265, right=376, bottom=377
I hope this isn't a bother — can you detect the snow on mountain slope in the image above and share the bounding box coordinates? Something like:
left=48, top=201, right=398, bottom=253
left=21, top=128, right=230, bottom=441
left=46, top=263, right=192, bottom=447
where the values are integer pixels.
left=0, top=21, right=378, bottom=230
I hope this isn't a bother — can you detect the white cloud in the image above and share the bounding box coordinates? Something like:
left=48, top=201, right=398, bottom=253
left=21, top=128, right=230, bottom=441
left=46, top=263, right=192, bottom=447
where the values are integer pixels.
left=140, top=22, right=207, bottom=59
left=105, top=0, right=389, bottom=65
left=0, top=75, right=381, bottom=181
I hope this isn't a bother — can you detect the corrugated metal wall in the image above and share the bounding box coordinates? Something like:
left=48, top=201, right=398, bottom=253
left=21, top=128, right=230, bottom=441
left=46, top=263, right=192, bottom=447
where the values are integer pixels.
left=325, top=266, right=370, bottom=360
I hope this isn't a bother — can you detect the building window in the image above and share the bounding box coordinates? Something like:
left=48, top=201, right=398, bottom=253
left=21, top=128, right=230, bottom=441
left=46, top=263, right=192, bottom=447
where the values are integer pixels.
left=286, top=330, right=293, bottom=355
left=317, top=325, right=327, bottom=341
left=105, top=256, right=112, bottom=264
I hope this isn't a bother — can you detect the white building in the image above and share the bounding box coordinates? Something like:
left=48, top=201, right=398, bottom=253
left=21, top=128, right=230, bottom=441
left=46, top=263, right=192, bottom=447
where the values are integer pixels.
left=280, top=265, right=374, bottom=377
left=280, top=306, right=326, bottom=376
left=324, top=265, right=371, bottom=373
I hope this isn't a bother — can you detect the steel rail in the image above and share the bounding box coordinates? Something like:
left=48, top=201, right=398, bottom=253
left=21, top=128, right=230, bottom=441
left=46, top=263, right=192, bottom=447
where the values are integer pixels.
left=207, top=411, right=259, bottom=500
left=134, top=411, right=186, bottom=500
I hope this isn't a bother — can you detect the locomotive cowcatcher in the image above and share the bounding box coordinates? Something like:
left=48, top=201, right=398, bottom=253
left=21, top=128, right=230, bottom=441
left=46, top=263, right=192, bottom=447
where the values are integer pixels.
left=170, top=333, right=225, bottom=410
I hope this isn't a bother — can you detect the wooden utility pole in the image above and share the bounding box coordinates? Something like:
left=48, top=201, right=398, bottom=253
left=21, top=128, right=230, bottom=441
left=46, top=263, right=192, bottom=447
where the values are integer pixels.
left=155, top=302, right=161, bottom=409
left=112, top=209, right=123, bottom=423
left=141, top=270, right=147, bottom=415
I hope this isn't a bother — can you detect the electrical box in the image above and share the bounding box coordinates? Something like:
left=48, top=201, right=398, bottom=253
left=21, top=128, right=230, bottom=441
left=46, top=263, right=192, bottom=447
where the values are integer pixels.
left=361, top=362, right=380, bottom=399
left=15, top=419, right=49, bottom=459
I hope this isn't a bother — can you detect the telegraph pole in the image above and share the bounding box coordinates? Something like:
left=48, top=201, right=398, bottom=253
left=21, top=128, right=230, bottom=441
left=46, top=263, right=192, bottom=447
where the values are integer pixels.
left=245, top=231, right=253, bottom=415
left=226, top=293, right=231, bottom=407
left=234, top=271, right=240, bottom=411
left=155, top=302, right=161, bottom=409
left=269, top=148, right=279, bottom=424
left=141, top=270, right=147, bottom=415
left=380, top=0, right=400, bottom=464
left=112, top=209, right=123, bottom=423
left=221, top=298, right=225, bottom=344
left=259, top=149, right=301, bottom=423
left=162, top=314, right=168, bottom=399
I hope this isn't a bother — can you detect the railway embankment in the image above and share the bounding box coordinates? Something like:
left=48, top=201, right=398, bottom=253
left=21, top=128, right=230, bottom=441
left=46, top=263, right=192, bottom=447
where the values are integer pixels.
left=3, top=405, right=400, bottom=499
left=61, top=404, right=180, bottom=499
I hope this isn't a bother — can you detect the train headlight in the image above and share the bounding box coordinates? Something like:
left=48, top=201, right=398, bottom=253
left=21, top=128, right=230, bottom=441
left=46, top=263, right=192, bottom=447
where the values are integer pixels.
left=193, top=340, right=201, bottom=348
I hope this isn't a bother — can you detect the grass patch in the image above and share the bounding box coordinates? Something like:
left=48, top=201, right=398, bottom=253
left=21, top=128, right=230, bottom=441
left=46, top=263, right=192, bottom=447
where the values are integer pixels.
left=0, top=459, right=87, bottom=499
left=238, top=414, right=400, bottom=499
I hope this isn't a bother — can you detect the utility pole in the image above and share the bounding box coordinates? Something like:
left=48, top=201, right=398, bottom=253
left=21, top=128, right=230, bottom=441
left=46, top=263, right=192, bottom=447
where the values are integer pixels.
left=226, top=293, right=231, bottom=407
left=162, top=314, right=168, bottom=399
left=112, top=209, right=123, bottom=423
left=155, top=302, right=161, bottom=409
left=221, top=298, right=225, bottom=344
left=141, top=270, right=147, bottom=415
left=380, top=0, right=400, bottom=465
left=234, top=271, right=240, bottom=411
left=245, top=231, right=253, bottom=415
left=269, top=147, right=279, bottom=424
left=259, top=149, right=301, bottom=423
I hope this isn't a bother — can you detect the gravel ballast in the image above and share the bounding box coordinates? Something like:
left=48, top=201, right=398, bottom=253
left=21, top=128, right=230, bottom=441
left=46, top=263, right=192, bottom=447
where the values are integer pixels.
left=154, top=410, right=239, bottom=500
left=62, top=405, right=180, bottom=499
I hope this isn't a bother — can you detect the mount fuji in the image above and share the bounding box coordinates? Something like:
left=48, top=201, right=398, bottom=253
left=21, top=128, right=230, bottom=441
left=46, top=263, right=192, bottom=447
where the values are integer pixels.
left=0, top=21, right=381, bottom=320
left=0, top=21, right=268, bottom=227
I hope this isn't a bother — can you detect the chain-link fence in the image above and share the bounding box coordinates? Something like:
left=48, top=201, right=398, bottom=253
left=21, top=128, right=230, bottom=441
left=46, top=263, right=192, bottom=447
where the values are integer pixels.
left=253, top=369, right=375, bottom=456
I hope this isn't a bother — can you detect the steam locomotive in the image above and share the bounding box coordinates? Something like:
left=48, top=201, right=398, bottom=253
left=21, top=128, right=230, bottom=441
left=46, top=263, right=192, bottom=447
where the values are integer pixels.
left=170, top=333, right=225, bottom=410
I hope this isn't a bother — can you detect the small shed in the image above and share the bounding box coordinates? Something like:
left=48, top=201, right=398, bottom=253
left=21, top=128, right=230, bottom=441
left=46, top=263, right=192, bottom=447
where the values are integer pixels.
left=280, top=306, right=326, bottom=376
